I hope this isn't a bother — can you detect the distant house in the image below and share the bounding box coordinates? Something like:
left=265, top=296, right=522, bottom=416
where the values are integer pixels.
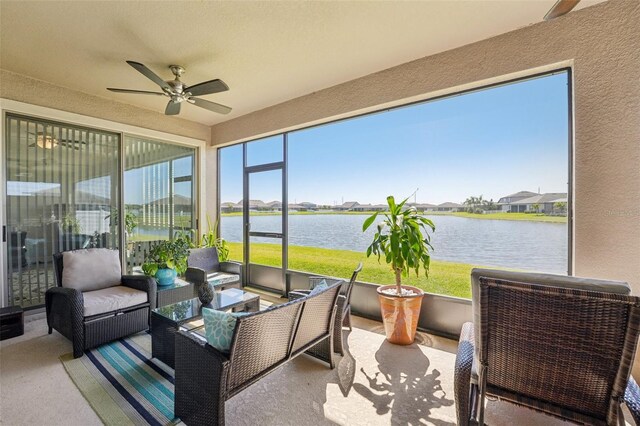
left=413, top=203, right=437, bottom=212
left=435, top=202, right=463, bottom=212
left=248, top=199, right=269, bottom=211
left=348, top=203, right=384, bottom=212
left=497, top=191, right=539, bottom=212
left=220, top=202, right=242, bottom=213
left=288, top=203, right=306, bottom=211
left=266, top=200, right=282, bottom=211
left=510, top=193, right=567, bottom=214
left=299, top=202, right=317, bottom=211
left=336, top=201, right=359, bottom=211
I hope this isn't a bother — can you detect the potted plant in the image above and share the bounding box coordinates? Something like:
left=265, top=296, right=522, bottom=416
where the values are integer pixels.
left=141, top=235, right=191, bottom=286
left=362, top=195, right=435, bottom=345
left=201, top=214, right=230, bottom=261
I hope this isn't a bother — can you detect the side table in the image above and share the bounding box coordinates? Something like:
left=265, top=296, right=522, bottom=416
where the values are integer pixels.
left=157, top=277, right=195, bottom=307
left=0, top=306, right=24, bottom=340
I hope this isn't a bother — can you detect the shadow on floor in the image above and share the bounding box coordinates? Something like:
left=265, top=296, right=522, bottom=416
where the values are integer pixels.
left=337, top=330, right=356, bottom=397
left=353, top=340, right=454, bottom=426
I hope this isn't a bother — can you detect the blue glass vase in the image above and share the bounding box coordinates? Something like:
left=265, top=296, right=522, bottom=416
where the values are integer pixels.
left=155, top=268, right=177, bottom=286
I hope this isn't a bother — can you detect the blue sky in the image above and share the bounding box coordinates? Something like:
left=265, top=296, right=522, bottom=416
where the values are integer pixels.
left=220, top=72, right=569, bottom=205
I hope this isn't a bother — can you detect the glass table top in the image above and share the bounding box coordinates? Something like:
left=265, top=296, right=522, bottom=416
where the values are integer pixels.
left=153, top=288, right=259, bottom=325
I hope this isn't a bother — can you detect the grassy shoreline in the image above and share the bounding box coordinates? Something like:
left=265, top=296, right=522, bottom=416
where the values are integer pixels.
left=228, top=242, right=474, bottom=299
left=222, top=210, right=566, bottom=223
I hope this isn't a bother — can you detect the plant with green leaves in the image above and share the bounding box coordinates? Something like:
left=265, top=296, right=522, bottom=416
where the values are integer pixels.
left=363, top=195, right=436, bottom=296
left=61, top=213, right=82, bottom=234
left=201, top=214, right=229, bottom=262
left=554, top=201, right=567, bottom=214
left=141, top=235, right=191, bottom=277
left=106, top=209, right=138, bottom=235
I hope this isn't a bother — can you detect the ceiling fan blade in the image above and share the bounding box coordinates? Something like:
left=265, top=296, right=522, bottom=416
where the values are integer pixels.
left=185, top=79, right=229, bottom=97
left=59, top=142, right=81, bottom=150
left=544, top=0, right=580, bottom=20
left=165, top=101, right=181, bottom=116
left=107, top=88, right=165, bottom=96
left=126, top=61, right=172, bottom=91
left=191, top=97, right=232, bottom=115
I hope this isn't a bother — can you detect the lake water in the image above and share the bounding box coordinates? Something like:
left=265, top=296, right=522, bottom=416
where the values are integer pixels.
left=221, top=214, right=568, bottom=274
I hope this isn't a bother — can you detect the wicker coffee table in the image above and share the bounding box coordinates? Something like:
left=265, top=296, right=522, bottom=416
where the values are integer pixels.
left=151, top=288, right=260, bottom=368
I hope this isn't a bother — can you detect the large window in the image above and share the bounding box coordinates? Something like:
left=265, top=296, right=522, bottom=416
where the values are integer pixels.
left=218, top=71, right=571, bottom=298
left=219, top=144, right=244, bottom=261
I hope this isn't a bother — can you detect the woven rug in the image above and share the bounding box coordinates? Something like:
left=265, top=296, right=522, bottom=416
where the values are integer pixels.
left=60, top=326, right=459, bottom=426
left=60, top=333, right=180, bottom=426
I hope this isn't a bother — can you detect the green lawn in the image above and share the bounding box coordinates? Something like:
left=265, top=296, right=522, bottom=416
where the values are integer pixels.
left=222, top=210, right=567, bottom=223
left=427, top=211, right=567, bottom=223
left=228, top=242, right=474, bottom=299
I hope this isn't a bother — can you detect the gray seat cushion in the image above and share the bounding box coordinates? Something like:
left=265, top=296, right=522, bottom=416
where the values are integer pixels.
left=469, top=268, right=630, bottom=382
left=83, top=286, right=148, bottom=317
left=206, top=271, right=240, bottom=286
left=62, top=248, right=121, bottom=292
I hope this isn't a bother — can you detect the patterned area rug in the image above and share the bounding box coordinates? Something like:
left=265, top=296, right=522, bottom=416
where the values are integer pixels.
left=60, top=327, right=458, bottom=426
left=60, top=333, right=179, bottom=426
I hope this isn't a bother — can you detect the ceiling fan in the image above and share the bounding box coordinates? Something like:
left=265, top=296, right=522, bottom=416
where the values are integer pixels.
left=28, top=131, right=86, bottom=150
left=107, top=61, right=231, bottom=116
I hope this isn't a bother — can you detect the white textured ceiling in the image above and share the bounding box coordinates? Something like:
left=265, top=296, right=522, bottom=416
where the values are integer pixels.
left=0, top=1, right=604, bottom=126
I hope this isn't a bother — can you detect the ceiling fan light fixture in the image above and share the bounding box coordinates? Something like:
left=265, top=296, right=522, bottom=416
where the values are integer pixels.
left=36, top=134, right=58, bottom=150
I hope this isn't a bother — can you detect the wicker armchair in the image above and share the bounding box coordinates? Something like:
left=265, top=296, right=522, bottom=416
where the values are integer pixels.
left=46, top=249, right=156, bottom=358
left=185, top=247, right=243, bottom=290
left=174, top=282, right=342, bottom=426
left=454, top=268, right=640, bottom=426
left=288, top=262, right=362, bottom=355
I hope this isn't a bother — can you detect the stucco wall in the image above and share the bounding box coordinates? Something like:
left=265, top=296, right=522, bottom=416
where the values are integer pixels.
left=210, top=0, right=640, bottom=371
left=0, top=69, right=210, bottom=142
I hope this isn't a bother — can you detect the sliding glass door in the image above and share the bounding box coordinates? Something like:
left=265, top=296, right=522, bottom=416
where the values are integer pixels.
left=123, top=136, right=196, bottom=273
left=4, top=116, right=198, bottom=309
left=4, top=114, right=120, bottom=308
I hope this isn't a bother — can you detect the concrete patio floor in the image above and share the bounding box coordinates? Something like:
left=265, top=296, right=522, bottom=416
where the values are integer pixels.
left=0, top=310, right=585, bottom=425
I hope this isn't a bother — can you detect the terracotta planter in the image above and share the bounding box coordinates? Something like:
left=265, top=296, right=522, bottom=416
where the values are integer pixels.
left=377, top=285, right=424, bottom=345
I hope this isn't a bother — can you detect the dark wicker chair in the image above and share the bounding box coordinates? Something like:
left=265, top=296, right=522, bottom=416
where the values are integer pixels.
left=174, top=282, right=342, bottom=426
left=455, top=268, right=640, bottom=426
left=288, top=262, right=362, bottom=355
left=46, top=249, right=156, bottom=358
left=185, top=247, right=243, bottom=291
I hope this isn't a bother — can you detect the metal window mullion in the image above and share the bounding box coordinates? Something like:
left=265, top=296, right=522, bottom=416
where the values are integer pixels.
left=117, top=133, right=125, bottom=268
left=282, top=133, right=288, bottom=295
left=19, top=119, right=28, bottom=306
left=28, top=120, right=36, bottom=305
left=242, top=143, right=249, bottom=284
left=169, top=158, right=174, bottom=239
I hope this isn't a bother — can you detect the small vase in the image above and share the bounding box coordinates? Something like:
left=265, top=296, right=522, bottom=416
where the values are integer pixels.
left=155, top=268, right=177, bottom=286
left=197, top=281, right=214, bottom=305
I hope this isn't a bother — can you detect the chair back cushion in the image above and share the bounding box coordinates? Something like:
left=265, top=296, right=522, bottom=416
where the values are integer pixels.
left=61, top=248, right=121, bottom=292
left=472, top=269, right=640, bottom=423
left=188, top=247, right=219, bottom=273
